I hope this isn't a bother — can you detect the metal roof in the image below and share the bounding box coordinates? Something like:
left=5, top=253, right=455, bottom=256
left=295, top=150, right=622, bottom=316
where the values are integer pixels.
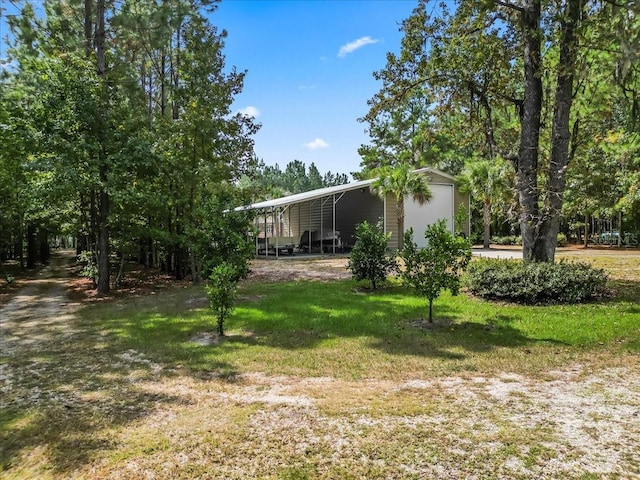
left=234, top=167, right=456, bottom=212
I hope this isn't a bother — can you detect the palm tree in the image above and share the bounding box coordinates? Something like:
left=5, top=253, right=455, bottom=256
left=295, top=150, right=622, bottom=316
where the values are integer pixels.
left=371, top=164, right=433, bottom=249
left=458, top=158, right=512, bottom=248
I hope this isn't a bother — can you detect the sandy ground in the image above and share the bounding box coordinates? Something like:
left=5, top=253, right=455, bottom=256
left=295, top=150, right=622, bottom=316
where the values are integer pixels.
left=2, top=251, right=640, bottom=478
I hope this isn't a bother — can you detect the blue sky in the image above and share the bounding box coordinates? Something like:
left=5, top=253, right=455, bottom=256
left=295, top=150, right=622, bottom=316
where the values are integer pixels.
left=212, top=0, right=417, bottom=178
left=0, top=0, right=418, bottom=178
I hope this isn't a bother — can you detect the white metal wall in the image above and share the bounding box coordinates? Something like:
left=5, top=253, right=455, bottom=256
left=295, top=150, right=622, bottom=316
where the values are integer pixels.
left=404, top=184, right=454, bottom=248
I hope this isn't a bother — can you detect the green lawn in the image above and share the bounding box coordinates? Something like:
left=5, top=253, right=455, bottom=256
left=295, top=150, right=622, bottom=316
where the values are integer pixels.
left=2, top=253, right=639, bottom=479
left=83, top=262, right=640, bottom=381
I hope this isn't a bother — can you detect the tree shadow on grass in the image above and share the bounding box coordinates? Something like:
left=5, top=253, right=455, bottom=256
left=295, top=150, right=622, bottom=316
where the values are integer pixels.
left=204, top=282, right=559, bottom=361
left=0, top=383, right=184, bottom=474
left=87, top=279, right=596, bottom=373
left=370, top=314, right=569, bottom=359
left=608, top=279, right=640, bottom=304
left=0, top=330, right=208, bottom=476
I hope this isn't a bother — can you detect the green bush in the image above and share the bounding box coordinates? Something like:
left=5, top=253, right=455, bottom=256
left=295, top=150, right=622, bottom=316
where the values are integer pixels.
left=465, top=259, right=608, bottom=304
left=399, top=220, right=472, bottom=322
left=491, top=235, right=522, bottom=246
left=206, top=262, right=239, bottom=336
left=557, top=233, right=568, bottom=247
left=348, top=220, right=396, bottom=289
left=78, top=250, right=98, bottom=287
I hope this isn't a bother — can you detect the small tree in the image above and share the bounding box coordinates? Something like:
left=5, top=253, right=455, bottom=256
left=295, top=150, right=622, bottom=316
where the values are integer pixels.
left=398, top=220, right=472, bottom=322
left=348, top=220, right=396, bottom=289
left=206, top=262, right=239, bottom=336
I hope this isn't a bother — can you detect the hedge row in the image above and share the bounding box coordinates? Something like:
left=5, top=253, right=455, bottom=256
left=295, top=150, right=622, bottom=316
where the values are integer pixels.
left=490, top=233, right=567, bottom=247
left=465, top=259, right=608, bottom=304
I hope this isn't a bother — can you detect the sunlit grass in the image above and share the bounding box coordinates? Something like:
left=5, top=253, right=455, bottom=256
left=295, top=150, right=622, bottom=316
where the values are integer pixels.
left=76, top=259, right=640, bottom=381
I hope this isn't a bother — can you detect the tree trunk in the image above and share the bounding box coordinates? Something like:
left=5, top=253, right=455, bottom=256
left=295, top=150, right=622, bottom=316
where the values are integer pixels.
left=39, top=227, right=50, bottom=264
left=428, top=298, right=433, bottom=323
left=517, top=0, right=543, bottom=263
left=190, top=250, right=199, bottom=284
left=584, top=213, right=589, bottom=248
left=26, top=223, right=36, bottom=269
left=83, top=0, right=92, bottom=57
left=397, top=198, right=405, bottom=250
left=617, top=210, right=623, bottom=247
left=537, top=0, right=583, bottom=263
left=96, top=190, right=110, bottom=294
left=115, top=250, right=126, bottom=287
left=483, top=198, right=491, bottom=248
left=18, top=216, right=24, bottom=270
left=95, top=0, right=110, bottom=295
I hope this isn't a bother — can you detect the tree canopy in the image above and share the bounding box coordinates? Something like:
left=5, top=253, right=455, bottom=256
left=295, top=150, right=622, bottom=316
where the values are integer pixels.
left=360, top=0, right=640, bottom=260
left=1, top=0, right=258, bottom=291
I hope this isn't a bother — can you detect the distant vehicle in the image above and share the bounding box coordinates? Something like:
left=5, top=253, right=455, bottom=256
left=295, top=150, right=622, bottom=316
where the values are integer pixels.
left=592, top=230, right=640, bottom=247
left=599, top=230, right=620, bottom=242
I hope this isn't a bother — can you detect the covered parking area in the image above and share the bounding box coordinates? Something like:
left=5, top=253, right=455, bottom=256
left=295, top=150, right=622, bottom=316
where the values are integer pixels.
left=235, top=168, right=469, bottom=258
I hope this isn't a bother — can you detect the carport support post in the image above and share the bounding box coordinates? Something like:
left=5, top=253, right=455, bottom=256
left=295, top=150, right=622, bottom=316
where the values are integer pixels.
left=383, top=195, right=388, bottom=246
left=265, top=210, right=269, bottom=257
left=255, top=216, right=259, bottom=256
left=275, top=207, right=279, bottom=258
left=308, top=201, right=312, bottom=253
left=320, top=198, right=324, bottom=254
left=332, top=194, right=336, bottom=254
left=331, top=192, right=345, bottom=254
left=264, top=210, right=269, bottom=257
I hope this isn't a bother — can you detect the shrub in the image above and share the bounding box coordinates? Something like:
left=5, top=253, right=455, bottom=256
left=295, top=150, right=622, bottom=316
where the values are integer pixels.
left=348, top=220, right=396, bottom=289
left=465, top=259, right=608, bottom=304
left=398, top=220, right=472, bottom=322
left=557, top=233, right=568, bottom=247
left=491, top=235, right=522, bottom=246
left=206, top=262, right=239, bottom=336
left=78, top=250, right=98, bottom=287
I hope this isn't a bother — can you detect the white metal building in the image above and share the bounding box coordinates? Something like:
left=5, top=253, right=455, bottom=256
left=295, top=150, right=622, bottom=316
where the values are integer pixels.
left=235, top=168, right=469, bottom=256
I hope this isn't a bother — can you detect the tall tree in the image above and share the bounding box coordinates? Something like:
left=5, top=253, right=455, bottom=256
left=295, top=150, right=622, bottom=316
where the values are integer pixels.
left=458, top=158, right=514, bottom=248
left=3, top=0, right=258, bottom=288
left=363, top=0, right=638, bottom=262
left=371, top=163, right=432, bottom=249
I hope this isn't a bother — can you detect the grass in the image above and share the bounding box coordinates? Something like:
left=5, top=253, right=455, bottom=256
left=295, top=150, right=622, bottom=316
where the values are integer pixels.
left=1, top=251, right=640, bottom=479
left=80, top=271, right=640, bottom=381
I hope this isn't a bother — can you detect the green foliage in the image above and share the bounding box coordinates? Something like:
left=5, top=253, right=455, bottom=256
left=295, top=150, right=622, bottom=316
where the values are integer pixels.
left=348, top=221, right=396, bottom=290
left=398, top=220, right=472, bottom=322
left=490, top=233, right=567, bottom=247
left=458, top=158, right=516, bottom=248
left=466, top=259, right=608, bottom=304
left=453, top=204, right=469, bottom=237
left=77, top=250, right=98, bottom=287
left=362, top=0, right=640, bottom=262
left=1, top=0, right=260, bottom=289
left=491, top=236, right=522, bottom=246
left=371, top=163, right=433, bottom=250
left=556, top=233, right=568, bottom=247
left=248, top=159, right=349, bottom=200
left=186, top=188, right=255, bottom=283
left=206, top=262, right=239, bottom=336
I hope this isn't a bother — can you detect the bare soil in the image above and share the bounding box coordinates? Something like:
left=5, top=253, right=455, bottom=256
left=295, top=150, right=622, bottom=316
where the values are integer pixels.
left=248, top=256, right=351, bottom=282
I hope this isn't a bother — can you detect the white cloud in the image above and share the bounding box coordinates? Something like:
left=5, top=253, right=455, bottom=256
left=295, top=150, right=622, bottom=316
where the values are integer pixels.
left=238, top=106, right=260, bottom=118
left=305, top=138, right=329, bottom=150
left=338, top=36, right=380, bottom=58
left=298, top=84, right=317, bottom=90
